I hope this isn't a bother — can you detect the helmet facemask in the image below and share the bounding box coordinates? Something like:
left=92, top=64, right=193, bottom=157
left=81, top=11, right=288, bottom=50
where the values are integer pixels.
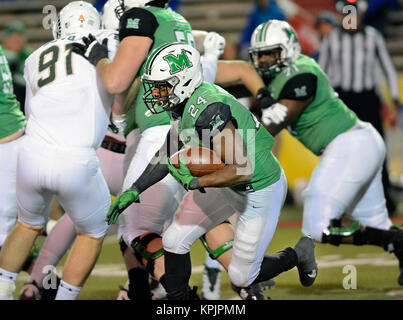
left=143, top=76, right=180, bottom=114
left=249, top=45, right=287, bottom=79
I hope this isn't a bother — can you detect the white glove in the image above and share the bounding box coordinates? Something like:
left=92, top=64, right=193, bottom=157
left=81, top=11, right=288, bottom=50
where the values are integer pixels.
left=203, top=31, right=226, bottom=62
left=108, top=113, right=127, bottom=134
left=261, top=103, right=288, bottom=126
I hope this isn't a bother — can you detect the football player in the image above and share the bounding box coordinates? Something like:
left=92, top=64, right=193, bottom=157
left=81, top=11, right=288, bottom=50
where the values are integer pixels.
left=216, top=19, right=403, bottom=285
left=106, top=42, right=318, bottom=300
left=0, top=1, right=121, bottom=300
left=0, top=42, right=28, bottom=282
left=73, top=0, right=245, bottom=300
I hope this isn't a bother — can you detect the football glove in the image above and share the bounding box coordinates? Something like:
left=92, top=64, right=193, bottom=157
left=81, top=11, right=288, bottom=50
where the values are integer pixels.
left=256, top=88, right=288, bottom=126
left=72, top=34, right=109, bottom=66
left=106, top=188, right=140, bottom=225
left=203, top=31, right=226, bottom=62
left=167, top=155, right=205, bottom=192
left=261, top=103, right=288, bottom=126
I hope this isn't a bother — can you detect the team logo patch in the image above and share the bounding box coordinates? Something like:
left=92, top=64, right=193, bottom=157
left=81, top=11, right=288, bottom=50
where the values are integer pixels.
left=78, top=14, right=85, bottom=23
left=163, top=49, right=193, bottom=74
left=209, top=114, right=224, bottom=131
left=126, top=18, right=140, bottom=29
left=294, top=86, right=307, bottom=98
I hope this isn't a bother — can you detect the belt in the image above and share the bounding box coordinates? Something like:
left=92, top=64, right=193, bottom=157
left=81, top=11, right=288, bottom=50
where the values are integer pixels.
left=101, top=136, right=126, bottom=154
left=232, top=183, right=255, bottom=193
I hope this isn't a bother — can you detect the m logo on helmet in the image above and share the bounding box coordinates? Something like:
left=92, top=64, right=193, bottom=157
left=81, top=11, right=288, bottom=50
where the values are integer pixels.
left=163, top=49, right=193, bottom=74
left=283, top=27, right=297, bottom=43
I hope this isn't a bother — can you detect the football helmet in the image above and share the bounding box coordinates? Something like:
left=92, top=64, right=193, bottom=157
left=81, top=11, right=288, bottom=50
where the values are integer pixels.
left=249, top=20, right=301, bottom=79
left=142, top=42, right=203, bottom=114
left=101, top=0, right=170, bottom=29
left=52, top=1, right=101, bottom=40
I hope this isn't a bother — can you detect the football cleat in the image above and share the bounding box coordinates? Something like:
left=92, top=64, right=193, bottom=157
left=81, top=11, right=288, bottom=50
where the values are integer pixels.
left=201, top=265, right=221, bottom=300
left=231, top=282, right=271, bottom=300
left=294, top=236, right=318, bottom=287
left=150, top=278, right=167, bottom=300
left=19, top=281, right=41, bottom=300
left=389, top=226, right=403, bottom=285
left=116, top=285, right=130, bottom=300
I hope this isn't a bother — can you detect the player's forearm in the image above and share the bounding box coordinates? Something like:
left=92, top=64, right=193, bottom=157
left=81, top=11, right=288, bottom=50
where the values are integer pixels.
left=131, top=155, right=169, bottom=194
left=198, top=164, right=253, bottom=188
left=97, top=59, right=134, bottom=95
left=216, top=61, right=264, bottom=96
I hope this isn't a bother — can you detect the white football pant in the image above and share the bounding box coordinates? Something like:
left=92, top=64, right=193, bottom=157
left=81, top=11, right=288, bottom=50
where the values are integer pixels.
left=302, top=121, right=392, bottom=242
left=16, top=136, right=110, bottom=238
left=0, top=137, right=21, bottom=247
left=163, top=171, right=287, bottom=288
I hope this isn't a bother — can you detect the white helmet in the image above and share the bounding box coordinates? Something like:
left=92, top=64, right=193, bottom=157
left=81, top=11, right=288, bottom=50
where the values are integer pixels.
left=101, top=0, right=147, bottom=30
left=249, top=20, right=301, bottom=78
left=52, top=1, right=101, bottom=40
left=142, top=42, right=203, bottom=114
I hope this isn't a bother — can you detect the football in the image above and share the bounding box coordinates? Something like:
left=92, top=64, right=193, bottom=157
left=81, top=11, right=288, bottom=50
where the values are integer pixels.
left=170, top=146, right=225, bottom=177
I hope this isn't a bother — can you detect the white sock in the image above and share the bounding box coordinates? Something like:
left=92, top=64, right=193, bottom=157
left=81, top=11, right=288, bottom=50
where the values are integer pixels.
left=205, top=252, right=221, bottom=269
left=55, top=280, right=82, bottom=300
left=0, top=268, right=17, bottom=300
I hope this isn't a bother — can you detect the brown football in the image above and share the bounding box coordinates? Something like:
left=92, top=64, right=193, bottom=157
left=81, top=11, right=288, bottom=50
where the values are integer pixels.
left=170, top=146, right=225, bottom=177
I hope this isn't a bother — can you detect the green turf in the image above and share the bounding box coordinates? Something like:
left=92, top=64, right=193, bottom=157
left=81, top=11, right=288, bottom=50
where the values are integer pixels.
left=14, top=205, right=403, bottom=300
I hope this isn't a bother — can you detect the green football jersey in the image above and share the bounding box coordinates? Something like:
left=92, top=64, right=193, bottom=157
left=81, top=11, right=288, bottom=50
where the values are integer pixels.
left=121, top=7, right=194, bottom=136
left=177, top=82, right=282, bottom=191
left=0, top=45, right=25, bottom=139
left=267, top=55, right=358, bottom=155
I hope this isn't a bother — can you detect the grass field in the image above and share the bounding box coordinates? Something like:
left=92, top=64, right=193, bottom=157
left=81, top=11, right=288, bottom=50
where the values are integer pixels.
left=13, top=205, right=403, bottom=300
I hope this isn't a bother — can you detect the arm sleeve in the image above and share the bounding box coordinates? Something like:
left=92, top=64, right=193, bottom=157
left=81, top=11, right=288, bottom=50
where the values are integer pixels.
left=131, top=130, right=171, bottom=193
left=119, top=7, right=159, bottom=42
left=278, top=73, right=318, bottom=101
left=200, top=56, right=217, bottom=84
left=374, top=31, right=399, bottom=101
left=195, top=102, right=233, bottom=141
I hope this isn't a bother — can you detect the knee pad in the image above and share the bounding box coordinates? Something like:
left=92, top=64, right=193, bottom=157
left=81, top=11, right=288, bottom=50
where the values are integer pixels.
left=131, top=233, right=164, bottom=277
left=322, top=219, right=361, bottom=246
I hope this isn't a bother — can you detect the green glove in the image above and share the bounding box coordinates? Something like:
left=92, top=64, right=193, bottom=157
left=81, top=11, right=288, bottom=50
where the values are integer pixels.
left=167, top=155, right=200, bottom=191
left=106, top=188, right=140, bottom=225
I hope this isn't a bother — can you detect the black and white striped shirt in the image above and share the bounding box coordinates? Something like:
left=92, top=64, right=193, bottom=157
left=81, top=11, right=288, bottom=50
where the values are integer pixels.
left=318, top=26, right=399, bottom=100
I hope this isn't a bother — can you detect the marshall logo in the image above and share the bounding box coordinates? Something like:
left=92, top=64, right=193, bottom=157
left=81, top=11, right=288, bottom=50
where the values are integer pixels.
left=294, top=86, right=307, bottom=98
left=126, top=18, right=140, bottom=29
left=163, top=49, right=193, bottom=74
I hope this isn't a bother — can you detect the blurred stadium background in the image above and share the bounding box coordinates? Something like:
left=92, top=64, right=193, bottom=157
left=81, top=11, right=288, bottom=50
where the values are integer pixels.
left=2, top=0, right=403, bottom=299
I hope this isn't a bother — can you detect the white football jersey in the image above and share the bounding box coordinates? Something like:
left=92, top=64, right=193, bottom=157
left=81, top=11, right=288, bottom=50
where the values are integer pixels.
left=24, top=30, right=119, bottom=149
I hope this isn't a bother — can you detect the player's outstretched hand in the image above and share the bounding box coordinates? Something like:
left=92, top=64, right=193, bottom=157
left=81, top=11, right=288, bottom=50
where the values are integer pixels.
left=106, top=188, right=140, bottom=225
left=167, top=155, right=205, bottom=192
left=72, top=34, right=109, bottom=66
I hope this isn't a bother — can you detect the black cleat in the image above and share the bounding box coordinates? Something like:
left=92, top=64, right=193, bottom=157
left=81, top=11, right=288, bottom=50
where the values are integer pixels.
left=231, top=282, right=271, bottom=300
left=19, top=281, right=41, bottom=300
left=390, top=226, right=403, bottom=285
left=294, top=236, right=318, bottom=287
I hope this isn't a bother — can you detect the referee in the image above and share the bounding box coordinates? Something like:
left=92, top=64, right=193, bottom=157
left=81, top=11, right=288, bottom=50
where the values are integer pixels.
left=318, top=0, right=401, bottom=216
